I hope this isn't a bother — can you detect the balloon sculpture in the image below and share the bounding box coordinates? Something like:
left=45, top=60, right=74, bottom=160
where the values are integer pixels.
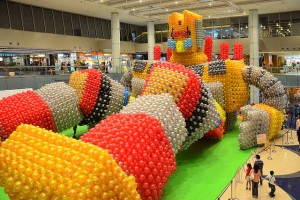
left=0, top=10, right=287, bottom=200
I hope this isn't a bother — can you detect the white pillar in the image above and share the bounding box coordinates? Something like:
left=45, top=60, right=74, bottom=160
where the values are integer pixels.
left=111, top=12, right=120, bottom=73
left=249, top=9, right=260, bottom=104
left=147, top=22, right=155, bottom=61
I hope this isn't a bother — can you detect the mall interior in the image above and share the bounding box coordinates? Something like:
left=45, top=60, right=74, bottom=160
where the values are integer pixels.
left=0, top=0, right=300, bottom=200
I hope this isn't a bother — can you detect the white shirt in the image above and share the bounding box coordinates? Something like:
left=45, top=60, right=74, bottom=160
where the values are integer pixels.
left=266, top=175, right=276, bottom=185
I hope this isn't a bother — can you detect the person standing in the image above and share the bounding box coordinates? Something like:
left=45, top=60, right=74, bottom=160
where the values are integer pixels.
left=252, top=164, right=261, bottom=198
left=245, top=163, right=252, bottom=190
left=296, top=117, right=300, bottom=151
left=254, top=155, right=264, bottom=185
left=264, top=171, right=277, bottom=197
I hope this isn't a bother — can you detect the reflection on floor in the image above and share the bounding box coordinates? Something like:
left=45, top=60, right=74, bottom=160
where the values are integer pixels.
left=220, top=129, right=300, bottom=200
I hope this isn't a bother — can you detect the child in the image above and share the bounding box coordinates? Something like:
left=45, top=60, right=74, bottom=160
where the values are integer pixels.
left=245, top=163, right=252, bottom=190
left=264, top=171, right=277, bottom=197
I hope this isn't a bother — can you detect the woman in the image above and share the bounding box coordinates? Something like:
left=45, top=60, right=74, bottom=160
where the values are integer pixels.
left=252, top=164, right=261, bottom=198
left=296, top=117, right=300, bottom=151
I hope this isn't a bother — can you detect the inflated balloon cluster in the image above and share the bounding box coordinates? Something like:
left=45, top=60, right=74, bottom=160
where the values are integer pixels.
left=154, top=46, right=161, bottom=60
left=166, top=47, right=172, bottom=62
left=104, top=79, right=125, bottom=117
left=69, top=69, right=101, bottom=117
left=254, top=104, right=284, bottom=139
left=195, top=19, right=204, bottom=48
left=69, top=69, right=128, bottom=126
left=238, top=105, right=270, bottom=149
left=168, top=10, right=207, bottom=66
left=81, top=113, right=176, bottom=200
left=120, top=70, right=133, bottom=91
left=204, top=36, right=213, bottom=62
left=120, top=94, right=187, bottom=154
left=132, top=77, right=146, bottom=97
left=0, top=91, right=56, bottom=140
left=234, top=42, right=243, bottom=60
left=242, top=66, right=287, bottom=110
left=36, top=82, right=83, bottom=133
left=132, top=61, right=149, bottom=80
left=220, top=42, right=229, bottom=60
left=226, top=112, right=238, bottom=130
left=182, top=83, right=219, bottom=149
left=204, top=101, right=226, bottom=139
left=0, top=124, right=140, bottom=200
left=187, top=64, right=204, bottom=76
left=208, top=60, right=226, bottom=75
left=142, top=62, right=201, bottom=120
left=205, top=82, right=225, bottom=108
left=202, top=59, right=249, bottom=115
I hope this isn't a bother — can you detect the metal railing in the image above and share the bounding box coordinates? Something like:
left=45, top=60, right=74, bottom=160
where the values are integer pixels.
left=216, top=129, right=293, bottom=200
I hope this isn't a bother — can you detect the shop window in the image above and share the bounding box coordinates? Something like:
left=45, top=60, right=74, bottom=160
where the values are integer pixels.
left=53, top=11, right=64, bottom=34
left=43, top=9, right=55, bottom=33
left=203, top=19, right=213, bottom=38
left=102, top=20, right=110, bottom=39
left=88, top=17, right=96, bottom=38
left=72, top=14, right=81, bottom=36
left=280, top=12, right=291, bottom=37
left=32, top=6, right=45, bottom=32
left=230, top=17, right=239, bottom=39
left=213, top=19, right=222, bottom=39
left=95, top=18, right=103, bottom=38
left=63, top=12, right=73, bottom=35
left=130, top=24, right=137, bottom=42
left=0, top=0, right=10, bottom=29
left=220, top=18, right=230, bottom=39
left=80, top=15, right=89, bottom=37
left=291, top=11, right=300, bottom=36
left=259, top=14, right=268, bottom=37
left=268, top=13, right=279, bottom=37
left=21, top=4, right=34, bottom=31
left=239, top=17, right=248, bottom=38
left=8, top=1, right=22, bottom=30
left=120, top=23, right=127, bottom=41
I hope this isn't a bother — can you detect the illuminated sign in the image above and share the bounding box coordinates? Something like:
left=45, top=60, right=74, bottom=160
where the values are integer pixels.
left=0, top=54, right=16, bottom=57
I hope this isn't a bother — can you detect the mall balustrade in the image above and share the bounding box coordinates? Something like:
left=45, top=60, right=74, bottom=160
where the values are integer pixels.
left=0, top=66, right=123, bottom=90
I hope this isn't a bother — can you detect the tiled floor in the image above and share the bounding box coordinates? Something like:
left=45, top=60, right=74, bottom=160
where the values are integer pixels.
left=219, top=129, right=300, bottom=200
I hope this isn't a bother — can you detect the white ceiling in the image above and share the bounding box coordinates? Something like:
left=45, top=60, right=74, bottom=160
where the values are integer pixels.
left=10, top=0, right=300, bottom=25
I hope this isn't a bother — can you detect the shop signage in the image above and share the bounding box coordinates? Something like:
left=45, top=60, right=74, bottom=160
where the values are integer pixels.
left=0, top=54, right=16, bottom=57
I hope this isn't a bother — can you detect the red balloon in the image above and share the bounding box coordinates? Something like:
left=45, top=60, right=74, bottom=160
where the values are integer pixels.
left=81, top=113, right=176, bottom=200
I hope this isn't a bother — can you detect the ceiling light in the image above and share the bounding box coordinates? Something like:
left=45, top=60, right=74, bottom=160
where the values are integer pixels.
left=243, top=12, right=246, bottom=14
left=209, top=2, right=211, bottom=6
left=166, top=9, right=168, bottom=11
left=175, top=1, right=178, bottom=4
left=139, top=0, right=142, bottom=2
left=132, top=8, right=135, bottom=11
left=208, top=16, right=211, bottom=18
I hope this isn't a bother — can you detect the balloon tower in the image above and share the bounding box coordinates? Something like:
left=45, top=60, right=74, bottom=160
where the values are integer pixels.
left=0, top=10, right=287, bottom=200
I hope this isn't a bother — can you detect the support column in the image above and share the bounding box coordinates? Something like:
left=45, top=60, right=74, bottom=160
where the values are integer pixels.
left=147, top=22, right=155, bottom=61
left=111, top=12, right=120, bottom=73
left=249, top=9, right=260, bottom=104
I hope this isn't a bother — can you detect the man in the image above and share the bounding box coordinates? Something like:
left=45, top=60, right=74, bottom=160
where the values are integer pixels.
left=254, top=155, right=264, bottom=185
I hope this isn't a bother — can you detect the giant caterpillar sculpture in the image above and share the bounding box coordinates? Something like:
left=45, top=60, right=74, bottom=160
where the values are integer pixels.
left=0, top=10, right=286, bottom=200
